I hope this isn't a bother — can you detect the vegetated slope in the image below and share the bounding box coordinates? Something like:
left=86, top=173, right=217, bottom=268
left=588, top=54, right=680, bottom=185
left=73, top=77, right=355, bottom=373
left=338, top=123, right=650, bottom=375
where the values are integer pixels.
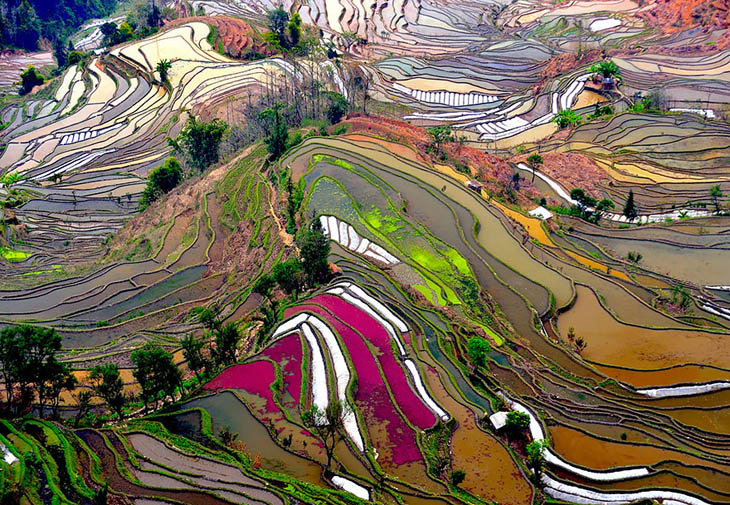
left=0, top=0, right=118, bottom=49
left=165, top=16, right=273, bottom=58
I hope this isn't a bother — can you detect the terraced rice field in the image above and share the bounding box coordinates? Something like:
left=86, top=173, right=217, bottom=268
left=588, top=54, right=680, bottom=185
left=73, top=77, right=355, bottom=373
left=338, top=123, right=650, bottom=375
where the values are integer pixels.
left=2, top=1, right=730, bottom=504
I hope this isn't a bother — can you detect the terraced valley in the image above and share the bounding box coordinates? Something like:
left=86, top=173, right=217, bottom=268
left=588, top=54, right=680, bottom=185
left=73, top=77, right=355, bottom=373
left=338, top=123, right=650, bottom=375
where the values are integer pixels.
left=1, top=0, right=730, bottom=504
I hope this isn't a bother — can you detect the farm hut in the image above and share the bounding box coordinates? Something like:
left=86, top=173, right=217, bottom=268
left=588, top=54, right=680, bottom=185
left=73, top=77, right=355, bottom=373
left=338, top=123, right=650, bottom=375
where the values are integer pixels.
left=528, top=206, right=553, bottom=220
left=489, top=411, right=509, bottom=431
left=466, top=180, right=482, bottom=193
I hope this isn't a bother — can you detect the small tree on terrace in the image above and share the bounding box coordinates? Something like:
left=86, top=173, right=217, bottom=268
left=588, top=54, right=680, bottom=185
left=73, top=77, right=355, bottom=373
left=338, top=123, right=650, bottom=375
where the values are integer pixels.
left=451, top=470, right=466, bottom=487
left=272, top=258, right=305, bottom=295
left=156, top=58, right=172, bottom=83
left=140, top=156, right=184, bottom=209
left=89, top=363, right=126, bottom=420
left=427, top=126, right=453, bottom=158
left=19, top=65, right=44, bottom=95
left=340, top=30, right=359, bottom=53
left=325, top=92, right=349, bottom=125
left=132, top=342, right=182, bottom=411
left=181, top=334, right=207, bottom=383
left=623, top=189, right=638, bottom=221
left=169, top=116, right=228, bottom=172
left=593, top=198, right=614, bottom=223
left=301, top=399, right=348, bottom=469
left=267, top=7, right=290, bottom=39
left=252, top=274, right=276, bottom=300
left=527, top=153, right=543, bottom=183
left=259, top=103, right=289, bottom=161
left=553, top=109, right=582, bottom=129
left=466, top=336, right=491, bottom=369
left=590, top=60, right=620, bottom=80
left=710, top=184, right=723, bottom=214
left=526, top=439, right=548, bottom=485
left=196, top=307, right=221, bottom=332
left=301, top=218, right=331, bottom=288
left=214, top=323, right=241, bottom=366
left=504, top=411, right=530, bottom=439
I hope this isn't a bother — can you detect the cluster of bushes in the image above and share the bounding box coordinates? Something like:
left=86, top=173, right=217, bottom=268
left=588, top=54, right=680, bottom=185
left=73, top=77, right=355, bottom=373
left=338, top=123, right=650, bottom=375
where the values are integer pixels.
left=139, top=156, right=184, bottom=209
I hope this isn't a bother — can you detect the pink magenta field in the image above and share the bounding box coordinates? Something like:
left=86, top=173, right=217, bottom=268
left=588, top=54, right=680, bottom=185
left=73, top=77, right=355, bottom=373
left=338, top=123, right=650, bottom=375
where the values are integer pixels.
left=204, top=360, right=278, bottom=416
left=262, top=333, right=304, bottom=409
left=285, top=294, right=437, bottom=430
left=287, top=300, right=423, bottom=465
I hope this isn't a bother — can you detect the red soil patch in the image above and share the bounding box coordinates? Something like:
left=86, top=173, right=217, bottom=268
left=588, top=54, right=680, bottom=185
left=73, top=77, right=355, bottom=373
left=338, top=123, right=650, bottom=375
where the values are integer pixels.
left=165, top=16, right=272, bottom=58
left=639, top=0, right=730, bottom=32
left=341, top=114, right=540, bottom=204
left=638, top=0, right=730, bottom=49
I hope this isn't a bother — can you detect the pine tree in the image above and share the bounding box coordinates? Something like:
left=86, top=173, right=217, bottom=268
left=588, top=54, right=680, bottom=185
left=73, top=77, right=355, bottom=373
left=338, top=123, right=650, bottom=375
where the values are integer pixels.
left=623, top=189, right=638, bottom=221
left=301, top=218, right=331, bottom=288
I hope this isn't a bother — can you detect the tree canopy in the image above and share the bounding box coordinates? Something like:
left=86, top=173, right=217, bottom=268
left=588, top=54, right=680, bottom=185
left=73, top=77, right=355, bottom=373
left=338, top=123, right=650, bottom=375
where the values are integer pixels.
left=466, top=336, right=491, bottom=369
left=0, top=324, right=74, bottom=417
left=19, top=65, right=44, bottom=95
left=89, top=363, right=126, bottom=420
left=623, top=189, right=638, bottom=221
left=169, top=116, right=228, bottom=171
left=140, top=156, right=184, bottom=209
left=301, top=218, right=331, bottom=288
left=131, top=342, right=182, bottom=411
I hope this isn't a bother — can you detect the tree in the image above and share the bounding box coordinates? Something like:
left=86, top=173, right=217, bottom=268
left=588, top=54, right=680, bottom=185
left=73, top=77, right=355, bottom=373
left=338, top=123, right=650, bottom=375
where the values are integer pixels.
left=527, top=153, right=543, bottom=183
left=140, top=156, right=183, bottom=209
left=259, top=103, right=289, bottom=161
left=267, top=8, right=290, bottom=38
left=73, top=390, right=93, bottom=428
left=0, top=324, right=68, bottom=417
left=324, top=92, right=349, bottom=124
left=100, top=22, right=117, bottom=45
left=340, top=30, right=358, bottom=53
left=427, top=126, right=453, bottom=157
left=15, top=0, right=41, bottom=50
left=214, top=323, right=241, bottom=366
left=181, top=334, right=207, bottom=383
left=505, top=411, right=531, bottom=439
left=593, top=198, right=614, bottom=223
left=526, top=440, right=548, bottom=485
left=590, top=60, right=620, bottom=79
left=39, top=360, right=76, bottom=418
left=19, top=65, right=44, bottom=95
left=89, top=363, right=126, bottom=420
left=131, top=342, right=182, bottom=412
left=156, top=58, right=172, bottom=83
left=286, top=12, right=302, bottom=47
left=169, top=116, right=228, bottom=171
left=301, top=400, right=347, bottom=469
left=574, top=336, right=587, bottom=353
left=451, top=470, right=466, bottom=487
left=710, top=184, right=723, bottom=214
left=623, top=189, right=638, bottom=221
left=1, top=173, right=22, bottom=191
left=196, top=307, right=221, bottom=332
left=272, top=258, right=304, bottom=295
left=627, top=251, right=642, bottom=264
left=252, top=274, right=276, bottom=300
left=553, top=109, right=582, bottom=129
left=300, top=218, right=331, bottom=288
left=466, top=336, right=491, bottom=369
left=53, top=37, right=69, bottom=68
